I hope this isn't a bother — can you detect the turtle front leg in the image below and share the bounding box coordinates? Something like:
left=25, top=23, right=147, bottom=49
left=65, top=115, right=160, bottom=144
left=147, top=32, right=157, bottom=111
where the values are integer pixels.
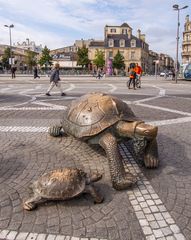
left=99, top=132, right=137, bottom=190
left=23, top=195, right=44, bottom=211
left=144, top=138, right=159, bottom=168
left=135, top=122, right=159, bottom=168
left=84, top=185, right=104, bottom=204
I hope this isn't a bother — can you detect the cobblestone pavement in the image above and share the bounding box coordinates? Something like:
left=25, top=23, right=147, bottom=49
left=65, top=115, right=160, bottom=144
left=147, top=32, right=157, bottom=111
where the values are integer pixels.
left=0, top=76, right=191, bottom=240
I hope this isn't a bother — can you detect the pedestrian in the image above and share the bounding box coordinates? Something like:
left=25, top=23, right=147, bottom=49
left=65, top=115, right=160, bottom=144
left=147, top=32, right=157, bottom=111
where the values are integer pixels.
left=11, top=66, right=16, bottom=79
left=127, top=65, right=136, bottom=90
left=33, top=66, right=40, bottom=79
left=134, top=63, right=143, bottom=88
left=96, top=68, right=102, bottom=79
left=45, top=63, right=66, bottom=96
left=171, top=68, right=175, bottom=80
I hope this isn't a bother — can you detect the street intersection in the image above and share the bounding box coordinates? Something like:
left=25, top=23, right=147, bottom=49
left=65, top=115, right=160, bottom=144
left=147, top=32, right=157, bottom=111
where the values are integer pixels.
left=0, top=75, right=191, bottom=240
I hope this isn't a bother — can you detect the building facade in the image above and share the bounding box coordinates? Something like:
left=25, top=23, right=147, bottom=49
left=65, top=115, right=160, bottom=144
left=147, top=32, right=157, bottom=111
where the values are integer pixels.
left=103, top=23, right=149, bottom=72
left=182, top=15, right=191, bottom=64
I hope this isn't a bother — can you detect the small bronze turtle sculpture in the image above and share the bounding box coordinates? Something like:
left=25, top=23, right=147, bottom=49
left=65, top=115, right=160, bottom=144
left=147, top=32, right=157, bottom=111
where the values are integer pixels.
left=23, top=168, right=103, bottom=210
left=49, top=92, right=159, bottom=190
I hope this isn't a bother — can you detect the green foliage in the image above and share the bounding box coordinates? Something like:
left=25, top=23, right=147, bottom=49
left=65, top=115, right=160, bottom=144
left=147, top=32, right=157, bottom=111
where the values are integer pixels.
left=38, top=46, right=53, bottom=67
left=2, top=47, right=11, bottom=68
left=77, top=45, right=90, bottom=68
left=25, top=50, right=37, bottom=70
left=93, top=49, right=105, bottom=68
left=113, top=50, right=125, bottom=70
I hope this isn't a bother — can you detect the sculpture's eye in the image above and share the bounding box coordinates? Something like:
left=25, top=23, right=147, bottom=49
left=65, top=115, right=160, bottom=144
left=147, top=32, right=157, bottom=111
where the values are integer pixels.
left=87, top=107, right=92, bottom=112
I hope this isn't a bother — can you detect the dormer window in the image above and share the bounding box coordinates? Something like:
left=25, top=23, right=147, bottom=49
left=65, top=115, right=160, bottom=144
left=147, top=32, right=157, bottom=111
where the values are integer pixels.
left=108, top=39, right=114, bottom=47
left=130, top=39, right=136, bottom=47
left=120, top=39, right=125, bottom=47
left=110, top=28, right=116, bottom=33
left=122, top=29, right=128, bottom=34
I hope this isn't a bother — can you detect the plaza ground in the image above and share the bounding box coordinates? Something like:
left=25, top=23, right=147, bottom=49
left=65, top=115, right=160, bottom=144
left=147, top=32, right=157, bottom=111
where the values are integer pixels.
left=0, top=75, right=191, bottom=240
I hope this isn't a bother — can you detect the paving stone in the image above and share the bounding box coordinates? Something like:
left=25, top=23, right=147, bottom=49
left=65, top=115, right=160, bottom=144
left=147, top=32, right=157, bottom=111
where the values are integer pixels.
left=174, top=233, right=186, bottom=240
left=170, top=224, right=180, bottom=234
left=153, top=229, right=164, bottom=238
left=6, top=231, right=18, bottom=240
left=0, top=230, right=10, bottom=239
left=36, top=234, right=47, bottom=240
left=16, top=232, right=29, bottom=240
left=142, top=226, right=152, bottom=235
left=26, top=233, right=38, bottom=240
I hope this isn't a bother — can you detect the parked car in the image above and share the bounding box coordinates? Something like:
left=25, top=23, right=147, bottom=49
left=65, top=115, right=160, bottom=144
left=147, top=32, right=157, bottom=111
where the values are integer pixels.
left=160, top=72, right=169, bottom=77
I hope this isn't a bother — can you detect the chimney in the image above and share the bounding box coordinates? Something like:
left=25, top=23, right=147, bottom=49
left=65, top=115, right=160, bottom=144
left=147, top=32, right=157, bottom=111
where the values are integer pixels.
left=137, top=29, right=141, bottom=39
left=127, top=28, right=132, bottom=38
left=140, top=34, right=145, bottom=42
left=185, top=15, right=189, bottom=23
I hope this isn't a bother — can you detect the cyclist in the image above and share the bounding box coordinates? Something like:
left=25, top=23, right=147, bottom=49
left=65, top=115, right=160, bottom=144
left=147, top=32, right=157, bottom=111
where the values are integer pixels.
left=134, top=63, right=143, bottom=88
left=127, top=64, right=136, bottom=90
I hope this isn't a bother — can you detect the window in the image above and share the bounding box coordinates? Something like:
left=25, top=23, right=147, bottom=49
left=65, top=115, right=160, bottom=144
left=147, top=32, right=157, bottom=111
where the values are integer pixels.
left=108, top=39, right=114, bottom=47
left=130, top=51, right=135, bottom=60
left=109, top=51, right=113, bottom=58
left=120, top=39, right=125, bottom=47
left=110, top=28, right=116, bottom=33
left=119, top=51, right=124, bottom=56
left=122, top=29, right=127, bottom=34
left=131, top=39, right=136, bottom=48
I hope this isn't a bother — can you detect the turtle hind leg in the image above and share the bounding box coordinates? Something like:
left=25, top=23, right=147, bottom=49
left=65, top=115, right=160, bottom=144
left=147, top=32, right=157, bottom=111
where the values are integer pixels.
left=99, top=132, right=137, bottom=191
left=48, top=125, right=62, bottom=137
left=84, top=185, right=104, bottom=204
left=23, top=195, right=44, bottom=211
left=144, top=138, right=159, bottom=168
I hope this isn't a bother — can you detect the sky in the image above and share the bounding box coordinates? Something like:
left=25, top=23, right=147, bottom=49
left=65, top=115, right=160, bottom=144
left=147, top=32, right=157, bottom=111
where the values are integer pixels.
left=0, top=0, right=190, bottom=59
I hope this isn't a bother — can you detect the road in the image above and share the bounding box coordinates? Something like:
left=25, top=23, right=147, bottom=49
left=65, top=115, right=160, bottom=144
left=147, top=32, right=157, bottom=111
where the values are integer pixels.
left=0, top=75, right=191, bottom=240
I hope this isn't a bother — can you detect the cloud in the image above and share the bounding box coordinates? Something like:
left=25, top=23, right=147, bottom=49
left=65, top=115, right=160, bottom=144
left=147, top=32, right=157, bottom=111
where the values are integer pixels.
left=0, top=0, right=190, bottom=57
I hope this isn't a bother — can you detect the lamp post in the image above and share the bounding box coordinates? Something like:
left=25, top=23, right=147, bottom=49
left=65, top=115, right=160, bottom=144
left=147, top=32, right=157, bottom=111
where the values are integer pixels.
left=4, top=24, right=14, bottom=68
left=172, top=4, right=188, bottom=83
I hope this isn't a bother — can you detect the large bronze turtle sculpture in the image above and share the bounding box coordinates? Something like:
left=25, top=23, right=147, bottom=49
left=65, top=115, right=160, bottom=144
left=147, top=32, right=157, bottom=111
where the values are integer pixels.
left=49, top=92, right=159, bottom=190
left=23, top=168, right=103, bottom=210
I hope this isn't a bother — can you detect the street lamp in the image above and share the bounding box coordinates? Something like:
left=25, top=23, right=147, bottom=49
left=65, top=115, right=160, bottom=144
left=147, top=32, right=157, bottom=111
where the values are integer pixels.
left=172, top=4, right=188, bottom=83
left=4, top=24, right=14, bottom=68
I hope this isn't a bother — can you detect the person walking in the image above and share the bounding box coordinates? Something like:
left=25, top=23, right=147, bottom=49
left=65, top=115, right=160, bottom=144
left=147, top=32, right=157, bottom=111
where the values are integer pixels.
left=45, top=63, right=66, bottom=96
left=134, top=63, right=143, bottom=88
left=127, top=65, right=136, bottom=90
left=33, top=66, right=40, bottom=79
left=11, top=66, right=16, bottom=79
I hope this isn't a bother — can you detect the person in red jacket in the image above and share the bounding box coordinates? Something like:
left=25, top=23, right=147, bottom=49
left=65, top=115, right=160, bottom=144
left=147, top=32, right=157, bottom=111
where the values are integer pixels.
left=134, top=63, right=143, bottom=88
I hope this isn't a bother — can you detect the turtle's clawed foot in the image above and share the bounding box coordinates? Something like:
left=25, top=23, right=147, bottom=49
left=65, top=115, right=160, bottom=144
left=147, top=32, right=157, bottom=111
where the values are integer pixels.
left=23, top=201, right=37, bottom=211
left=48, top=125, right=62, bottom=137
left=144, top=155, right=159, bottom=168
left=112, top=173, right=137, bottom=191
left=94, top=195, right=104, bottom=204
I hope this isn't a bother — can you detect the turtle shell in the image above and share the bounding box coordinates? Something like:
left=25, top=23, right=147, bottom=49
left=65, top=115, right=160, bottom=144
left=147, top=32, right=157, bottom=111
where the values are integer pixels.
left=32, top=168, right=86, bottom=200
left=61, top=92, right=139, bottom=138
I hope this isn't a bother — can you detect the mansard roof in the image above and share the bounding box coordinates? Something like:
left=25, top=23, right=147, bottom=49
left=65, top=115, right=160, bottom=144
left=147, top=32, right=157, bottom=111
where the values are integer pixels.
left=104, top=34, right=149, bottom=49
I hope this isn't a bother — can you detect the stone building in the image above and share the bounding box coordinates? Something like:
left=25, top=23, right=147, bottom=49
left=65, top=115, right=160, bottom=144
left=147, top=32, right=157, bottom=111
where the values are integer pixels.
left=103, top=23, right=149, bottom=72
left=49, top=23, right=174, bottom=73
left=182, top=15, right=191, bottom=64
left=14, top=39, right=43, bottom=53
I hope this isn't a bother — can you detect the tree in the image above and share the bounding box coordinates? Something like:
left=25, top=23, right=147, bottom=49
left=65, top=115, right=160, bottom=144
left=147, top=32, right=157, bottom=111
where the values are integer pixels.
left=77, top=45, right=90, bottom=68
left=2, top=47, right=11, bottom=69
left=113, top=50, right=125, bottom=74
left=38, top=46, right=52, bottom=67
left=25, top=50, right=37, bottom=70
left=93, top=49, right=105, bottom=68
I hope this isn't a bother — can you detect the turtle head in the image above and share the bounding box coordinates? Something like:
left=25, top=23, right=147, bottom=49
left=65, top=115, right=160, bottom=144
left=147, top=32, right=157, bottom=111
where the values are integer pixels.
left=116, top=121, right=158, bottom=139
